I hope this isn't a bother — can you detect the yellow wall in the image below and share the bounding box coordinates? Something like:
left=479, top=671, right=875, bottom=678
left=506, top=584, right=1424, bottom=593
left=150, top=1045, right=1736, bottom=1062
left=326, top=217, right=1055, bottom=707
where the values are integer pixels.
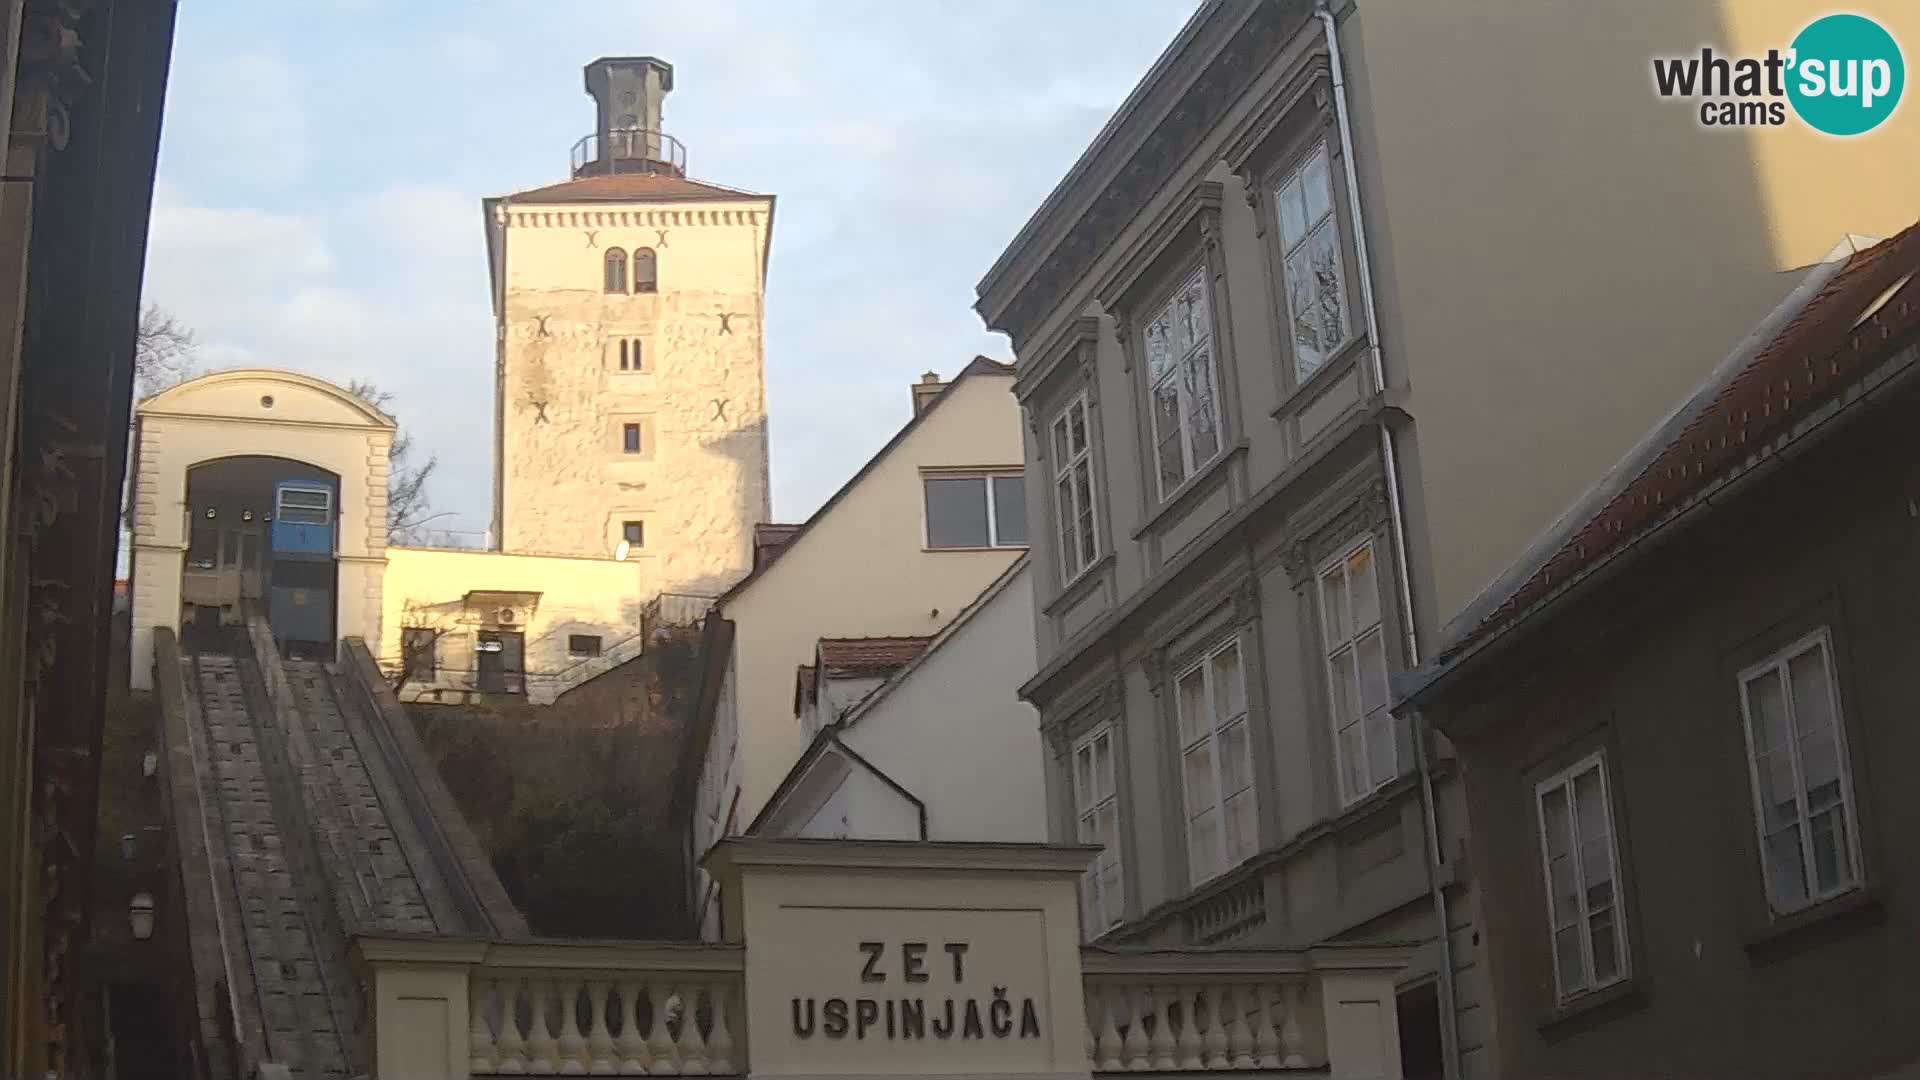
left=380, top=545, right=648, bottom=704
left=128, top=370, right=394, bottom=689
left=1340, top=0, right=1920, bottom=626
left=495, top=196, right=773, bottom=600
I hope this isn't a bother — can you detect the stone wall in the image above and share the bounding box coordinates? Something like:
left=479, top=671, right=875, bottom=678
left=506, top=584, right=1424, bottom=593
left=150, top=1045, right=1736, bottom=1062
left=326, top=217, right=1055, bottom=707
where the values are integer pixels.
left=497, top=201, right=771, bottom=601
left=408, top=619, right=706, bottom=938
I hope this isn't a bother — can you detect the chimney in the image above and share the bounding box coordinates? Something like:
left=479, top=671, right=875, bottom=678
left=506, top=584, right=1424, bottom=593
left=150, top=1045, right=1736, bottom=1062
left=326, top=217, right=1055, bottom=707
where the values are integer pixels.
left=578, top=56, right=682, bottom=176
left=911, top=371, right=946, bottom=416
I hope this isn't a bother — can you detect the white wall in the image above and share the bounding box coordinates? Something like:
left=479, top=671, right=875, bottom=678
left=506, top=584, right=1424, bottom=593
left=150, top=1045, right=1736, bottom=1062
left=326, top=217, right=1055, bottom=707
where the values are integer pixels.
left=795, top=767, right=921, bottom=842
left=838, top=561, right=1045, bottom=842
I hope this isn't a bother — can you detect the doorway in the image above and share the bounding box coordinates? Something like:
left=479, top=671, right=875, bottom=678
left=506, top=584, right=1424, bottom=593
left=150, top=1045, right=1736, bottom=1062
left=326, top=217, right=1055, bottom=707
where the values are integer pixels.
left=475, top=629, right=525, bottom=694
left=1396, top=980, right=1445, bottom=1080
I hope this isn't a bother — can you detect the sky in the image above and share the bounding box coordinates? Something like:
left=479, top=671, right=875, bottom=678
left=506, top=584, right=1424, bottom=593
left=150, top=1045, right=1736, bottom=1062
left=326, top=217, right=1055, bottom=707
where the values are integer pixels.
left=143, top=0, right=1201, bottom=536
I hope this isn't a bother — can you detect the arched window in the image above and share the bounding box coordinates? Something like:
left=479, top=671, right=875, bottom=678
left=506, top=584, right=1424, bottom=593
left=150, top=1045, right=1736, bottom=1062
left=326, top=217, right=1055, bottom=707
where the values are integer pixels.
left=633, top=247, right=657, bottom=294
left=603, top=248, right=628, bottom=293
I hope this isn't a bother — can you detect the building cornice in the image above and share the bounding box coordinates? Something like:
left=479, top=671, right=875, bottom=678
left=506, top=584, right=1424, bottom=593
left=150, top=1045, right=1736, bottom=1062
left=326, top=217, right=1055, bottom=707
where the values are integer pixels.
left=704, top=837, right=1099, bottom=879
left=975, top=0, right=1315, bottom=350
left=500, top=203, right=768, bottom=230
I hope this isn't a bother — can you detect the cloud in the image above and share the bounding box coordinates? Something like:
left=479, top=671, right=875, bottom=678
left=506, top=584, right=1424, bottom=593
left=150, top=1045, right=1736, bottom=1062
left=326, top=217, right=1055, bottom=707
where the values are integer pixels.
left=159, top=51, right=309, bottom=185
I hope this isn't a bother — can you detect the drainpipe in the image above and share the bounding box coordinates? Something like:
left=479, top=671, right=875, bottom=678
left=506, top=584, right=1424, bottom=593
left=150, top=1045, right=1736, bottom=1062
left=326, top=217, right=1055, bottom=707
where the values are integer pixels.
left=1315, top=4, right=1462, bottom=1079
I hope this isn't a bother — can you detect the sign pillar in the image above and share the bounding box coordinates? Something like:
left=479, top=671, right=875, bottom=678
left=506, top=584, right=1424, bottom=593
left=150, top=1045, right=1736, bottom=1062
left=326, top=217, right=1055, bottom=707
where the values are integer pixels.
left=706, top=838, right=1098, bottom=1080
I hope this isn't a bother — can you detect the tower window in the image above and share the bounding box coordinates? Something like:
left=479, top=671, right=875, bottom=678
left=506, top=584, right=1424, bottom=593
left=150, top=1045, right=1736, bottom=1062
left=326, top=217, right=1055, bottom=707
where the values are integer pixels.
left=604, top=247, right=628, bottom=293
left=633, top=247, right=657, bottom=293
left=618, top=338, right=644, bottom=371
left=623, top=520, right=645, bottom=547
left=623, top=423, right=642, bottom=454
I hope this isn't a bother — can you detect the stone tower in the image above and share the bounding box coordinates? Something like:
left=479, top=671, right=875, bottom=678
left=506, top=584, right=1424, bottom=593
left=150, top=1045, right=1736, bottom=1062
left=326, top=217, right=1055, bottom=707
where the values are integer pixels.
left=483, top=57, right=773, bottom=598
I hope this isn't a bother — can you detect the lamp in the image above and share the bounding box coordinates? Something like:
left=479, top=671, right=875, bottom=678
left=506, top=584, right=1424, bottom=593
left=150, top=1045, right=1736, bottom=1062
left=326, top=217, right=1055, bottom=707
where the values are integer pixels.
left=129, top=892, right=155, bottom=941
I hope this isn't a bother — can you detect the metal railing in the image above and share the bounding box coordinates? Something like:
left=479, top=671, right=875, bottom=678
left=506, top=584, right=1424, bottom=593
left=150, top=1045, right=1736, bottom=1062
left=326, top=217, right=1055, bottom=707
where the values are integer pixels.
left=571, top=128, right=687, bottom=176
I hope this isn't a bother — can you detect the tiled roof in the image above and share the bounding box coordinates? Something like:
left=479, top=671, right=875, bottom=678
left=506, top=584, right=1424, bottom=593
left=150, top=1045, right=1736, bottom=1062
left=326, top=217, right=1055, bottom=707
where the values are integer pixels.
left=754, top=523, right=804, bottom=570
left=1437, top=221, right=1920, bottom=665
left=816, top=636, right=934, bottom=678
left=502, top=171, right=762, bottom=204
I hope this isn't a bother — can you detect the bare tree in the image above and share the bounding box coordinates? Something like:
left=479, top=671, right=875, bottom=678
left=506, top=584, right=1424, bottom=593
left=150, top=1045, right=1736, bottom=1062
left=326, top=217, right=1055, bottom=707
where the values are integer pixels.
left=344, top=378, right=447, bottom=542
left=134, top=303, right=199, bottom=397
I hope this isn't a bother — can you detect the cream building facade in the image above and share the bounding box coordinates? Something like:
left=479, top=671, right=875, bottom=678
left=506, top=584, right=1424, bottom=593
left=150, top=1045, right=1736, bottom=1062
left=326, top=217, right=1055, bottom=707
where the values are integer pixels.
left=484, top=55, right=772, bottom=597
left=973, top=3, right=1919, bottom=1080
left=684, top=360, right=1028, bottom=939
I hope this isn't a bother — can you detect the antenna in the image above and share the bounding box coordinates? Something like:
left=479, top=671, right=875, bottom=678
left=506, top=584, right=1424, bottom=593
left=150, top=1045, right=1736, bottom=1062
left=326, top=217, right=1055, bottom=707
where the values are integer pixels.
left=614, top=540, right=631, bottom=562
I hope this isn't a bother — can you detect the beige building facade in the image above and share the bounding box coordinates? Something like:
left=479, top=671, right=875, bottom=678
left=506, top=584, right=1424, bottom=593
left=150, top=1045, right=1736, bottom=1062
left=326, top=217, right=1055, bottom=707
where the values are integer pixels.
left=974, top=3, right=1918, bottom=1079
left=685, top=361, right=1028, bottom=939
left=484, top=55, right=773, bottom=598
left=127, top=369, right=396, bottom=690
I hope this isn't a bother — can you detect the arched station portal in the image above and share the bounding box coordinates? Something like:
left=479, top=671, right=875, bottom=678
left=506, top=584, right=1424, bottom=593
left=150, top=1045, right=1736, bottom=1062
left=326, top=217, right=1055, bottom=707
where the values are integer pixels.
left=180, top=455, right=341, bottom=658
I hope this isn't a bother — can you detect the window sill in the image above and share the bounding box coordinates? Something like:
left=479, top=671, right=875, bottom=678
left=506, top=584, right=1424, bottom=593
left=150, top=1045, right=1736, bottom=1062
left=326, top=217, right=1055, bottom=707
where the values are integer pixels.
left=922, top=544, right=1029, bottom=554
left=1536, top=977, right=1647, bottom=1041
left=1131, top=442, right=1247, bottom=542
left=1742, top=884, right=1884, bottom=965
left=1271, top=334, right=1369, bottom=422
left=1044, top=552, right=1115, bottom=618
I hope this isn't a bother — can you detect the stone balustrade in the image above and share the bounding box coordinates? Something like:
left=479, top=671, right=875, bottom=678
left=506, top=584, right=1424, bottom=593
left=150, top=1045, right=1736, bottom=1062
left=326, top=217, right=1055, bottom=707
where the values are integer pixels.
left=354, top=937, right=748, bottom=1079
left=1080, top=945, right=1411, bottom=1073
left=355, top=935, right=1409, bottom=1079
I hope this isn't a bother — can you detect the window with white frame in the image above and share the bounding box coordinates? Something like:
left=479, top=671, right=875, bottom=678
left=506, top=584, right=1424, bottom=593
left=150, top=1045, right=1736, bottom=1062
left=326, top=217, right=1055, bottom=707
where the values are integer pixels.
left=1051, top=394, right=1099, bottom=583
left=1535, top=752, right=1628, bottom=1001
left=1319, top=539, right=1396, bottom=805
left=1143, top=267, right=1223, bottom=499
left=1737, top=629, right=1862, bottom=916
left=1072, top=725, right=1124, bottom=937
left=924, top=471, right=1027, bottom=549
left=1173, top=637, right=1257, bottom=885
left=1274, top=142, right=1351, bottom=380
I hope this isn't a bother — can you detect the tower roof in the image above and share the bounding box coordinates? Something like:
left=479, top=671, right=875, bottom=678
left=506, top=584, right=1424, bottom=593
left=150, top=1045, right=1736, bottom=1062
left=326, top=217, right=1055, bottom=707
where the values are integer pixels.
left=499, top=171, right=764, bottom=205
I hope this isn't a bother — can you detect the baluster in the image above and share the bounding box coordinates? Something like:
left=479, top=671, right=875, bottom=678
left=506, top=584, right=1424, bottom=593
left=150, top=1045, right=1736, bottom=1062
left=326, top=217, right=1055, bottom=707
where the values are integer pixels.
left=1121, top=984, right=1151, bottom=1071
left=1175, top=985, right=1204, bottom=1070
left=558, top=977, right=589, bottom=1074
left=497, top=978, right=530, bottom=1073
left=616, top=980, right=651, bottom=1075
left=1248, top=983, right=1280, bottom=1069
left=1202, top=985, right=1230, bottom=1069
left=1148, top=985, right=1177, bottom=1071
left=1223, top=984, right=1255, bottom=1069
left=679, top=985, right=711, bottom=1075
left=471, top=977, right=500, bottom=1075
left=587, top=980, right=617, bottom=1075
left=646, top=982, right=678, bottom=1074
left=707, top=982, right=736, bottom=1074
left=1277, top=983, right=1307, bottom=1068
left=527, top=978, right=560, bottom=1074
left=1093, top=985, right=1124, bottom=1071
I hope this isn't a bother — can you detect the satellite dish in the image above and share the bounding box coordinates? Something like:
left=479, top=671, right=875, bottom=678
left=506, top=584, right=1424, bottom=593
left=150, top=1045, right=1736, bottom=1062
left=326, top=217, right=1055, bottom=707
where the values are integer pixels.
left=614, top=540, right=631, bottom=562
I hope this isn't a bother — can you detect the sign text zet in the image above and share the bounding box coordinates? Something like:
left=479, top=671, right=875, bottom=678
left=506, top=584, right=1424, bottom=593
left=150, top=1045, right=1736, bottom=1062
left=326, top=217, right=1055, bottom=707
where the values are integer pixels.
left=790, top=941, right=1043, bottom=1042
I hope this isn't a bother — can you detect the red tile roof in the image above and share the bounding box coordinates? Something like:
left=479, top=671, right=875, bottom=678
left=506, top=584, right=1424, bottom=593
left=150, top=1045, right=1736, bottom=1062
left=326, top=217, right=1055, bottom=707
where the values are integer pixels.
left=816, top=636, right=934, bottom=678
left=503, top=172, right=761, bottom=205
left=1442, top=221, right=1920, bottom=663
